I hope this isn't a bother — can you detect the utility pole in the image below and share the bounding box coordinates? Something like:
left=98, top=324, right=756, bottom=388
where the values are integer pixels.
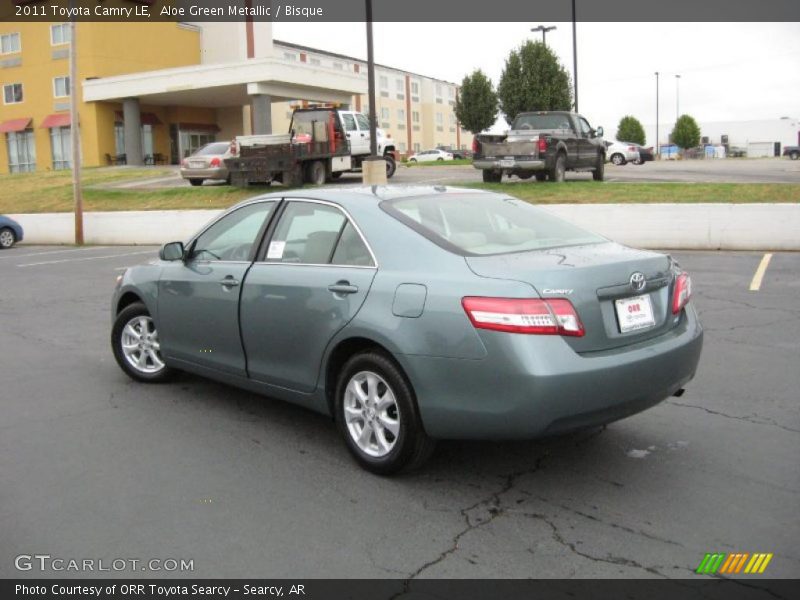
left=572, top=0, right=578, bottom=112
left=655, top=71, right=660, bottom=157
left=362, top=0, right=386, bottom=184
left=675, top=74, right=681, bottom=120
left=530, top=25, right=556, bottom=46
left=69, top=15, right=83, bottom=245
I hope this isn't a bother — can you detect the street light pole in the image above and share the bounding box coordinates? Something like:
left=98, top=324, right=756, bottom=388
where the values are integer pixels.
left=572, top=0, right=578, bottom=112
left=69, top=15, right=83, bottom=245
left=530, top=25, right=556, bottom=46
left=675, top=74, right=681, bottom=120
left=655, top=71, right=659, bottom=157
left=362, top=0, right=385, bottom=184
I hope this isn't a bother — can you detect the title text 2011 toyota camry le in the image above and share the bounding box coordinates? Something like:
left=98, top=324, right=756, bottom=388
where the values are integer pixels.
left=111, top=187, right=703, bottom=474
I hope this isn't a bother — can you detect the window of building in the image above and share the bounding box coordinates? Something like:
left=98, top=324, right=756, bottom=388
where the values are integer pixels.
left=436, top=113, right=443, bottom=124
left=413, top=142, right=420, bottom=152
left=6, top=129, right=36, bottom=173
left=410, top=81, right=420, bottom=102
left=115, top=123, right=154, bottom=158
left=399, top=142, right=406, bottom=152
left=333, top=62, right=343, bottom=70
left=1, top=32, right=21, bottom=54
left=50, top=24, right=71, bottom=46
left=435, top=83, right=442, bottom=97
left=3, top=83, right=23, bottom=104
left=379, top=75, right=388, bottom=89
left=50, top=126, right=71, bottom=170
left=310, top=57, right=321, bottom=66
left=412, top=111, right=420, bottom=123
left=448, top=87, right=455, bottom=98
left=397, top=109, right=405, bottom=122
left=396, top=79, right=404, bottom=91
left=381, top=107, right=390, bottom=120
left=53, top=76, right=70, bottom=98
left=283, top=52, right=297, bottom=61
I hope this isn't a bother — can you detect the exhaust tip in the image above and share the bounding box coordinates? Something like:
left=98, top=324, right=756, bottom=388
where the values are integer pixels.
left=672, top=388, right=686, bottom=398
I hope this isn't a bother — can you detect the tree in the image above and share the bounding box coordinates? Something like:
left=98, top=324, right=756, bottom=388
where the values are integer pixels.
left=454, top=70, right=498, bottom=134
left=671, top=114, right=701, bottom=150
left=496, top=40, right=573, bottom=125
left=616, top=115, right=646, bottom=145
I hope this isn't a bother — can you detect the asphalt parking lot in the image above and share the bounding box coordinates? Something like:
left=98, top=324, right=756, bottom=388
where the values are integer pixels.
left=1, top=246, right=798, bottom=580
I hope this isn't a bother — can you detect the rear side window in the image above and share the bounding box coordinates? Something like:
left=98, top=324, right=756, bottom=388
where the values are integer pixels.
left=512, top=114, right=572, bottom=130
left=331, top=222, right=373, bottom=266
left=194, top=142, right=229, bottom=156
left=382, top=194, right=605, bottom=256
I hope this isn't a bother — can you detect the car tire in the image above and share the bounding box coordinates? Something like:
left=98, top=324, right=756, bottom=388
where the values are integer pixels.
left=535, top=172, right=547, bottom=182
left=188, top=179, right=203, bottom=186
left=0, top=227, right=16, bottom=249
left=111, top=302, right=174, bottom=383
left=305, top=160, right=326, bottom=186
left=335, top=351, right=435, bottom=475
left=482, top=170, right=502, bottom=183
left=592, top=154, right=605, bottom=181
left=517, top=172, right=533, bottom=180
left=610, top=153, right=625, bottom=166
left=330, top=171, right=343, bottom=179
left=409, top=158, right=417, bottom=163
left=790, top=151, right=799, bottom=161
left=550, top=153, right=566, bottom=182
left=384, top=155, right=397, bottom=178
left=437, top=157, right=444, bottom=161
left=632, top=158, right=643, bottom=165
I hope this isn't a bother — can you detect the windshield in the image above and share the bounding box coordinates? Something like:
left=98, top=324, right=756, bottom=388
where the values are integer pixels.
left=382, top=193, right=605, bottom=256
left=512, top=114, right=572, bottom=131
left=194, top=142, right=229, bottom=156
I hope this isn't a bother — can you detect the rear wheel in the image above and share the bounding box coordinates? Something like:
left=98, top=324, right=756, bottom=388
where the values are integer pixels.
left=549, top=153, right=566, bottom=182
left=790, top=151, right=799, bottom=160
left=517, top=171, right=533, bottom=180
left=305, top=160, right=326, bottom=186
left=0, top=227, right=16, bottom=249
left=111, top=302, right=173, bottom=383
left=592, top=154, right=605, bottom=181
left=610, top=153, right=625, bottom=166
left=188, top=179, right=203, bottom=187
left=384, top=154, right=397, bottom=178
left=482, top=169, right=502, bottom=183
left=335, top=351, right=435, bottom=474
left=330, top=171, right=343, bottom=179
left=535, top=172, right=547, bottom=182
left=437, top=157, right=444, bottom=161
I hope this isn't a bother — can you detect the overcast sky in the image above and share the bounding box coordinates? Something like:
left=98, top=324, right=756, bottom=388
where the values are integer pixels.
left=273, top=22, right=800, bottom=144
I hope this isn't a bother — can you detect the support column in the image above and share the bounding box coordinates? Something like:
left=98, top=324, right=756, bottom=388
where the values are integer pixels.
left=250, top=94, right=272, bottom=135
left=122, top=97, right=143, bottom=166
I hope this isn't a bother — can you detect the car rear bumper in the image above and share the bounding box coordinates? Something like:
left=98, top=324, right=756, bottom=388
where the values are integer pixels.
left=473, top=158, right=546, bottom=171
left=400, top=306, right=703, bottom=440
left=180, top=167, right=228, bottom=180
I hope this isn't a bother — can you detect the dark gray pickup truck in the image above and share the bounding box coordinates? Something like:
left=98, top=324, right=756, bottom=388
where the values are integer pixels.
left=473, top=111, right=606, bottom=183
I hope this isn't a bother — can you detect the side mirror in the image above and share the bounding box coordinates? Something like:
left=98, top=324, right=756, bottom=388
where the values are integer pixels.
left=596, top=126, right=604, bottom=138
left=159, top=241, right=185, bottom=261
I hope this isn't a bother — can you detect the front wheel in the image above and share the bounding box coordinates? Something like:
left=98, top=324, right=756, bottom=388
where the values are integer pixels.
left=592, top=154, right=605, bottom=181
left=384, top=155, right=397, bottom=178
left=111, top=302, right=173, bottom=383
left=0, top=227, right=16, bottom=249
left=335, top=351, right=435, bottom=474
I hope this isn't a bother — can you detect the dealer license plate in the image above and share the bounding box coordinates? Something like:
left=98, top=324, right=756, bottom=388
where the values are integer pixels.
left=615, top=294, right=656, bottom=333
left=189, top=160, right=205, bottom=169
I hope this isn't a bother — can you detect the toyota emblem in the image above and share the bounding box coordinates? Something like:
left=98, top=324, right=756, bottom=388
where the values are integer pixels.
left=630, top=272, right=646, bottom=292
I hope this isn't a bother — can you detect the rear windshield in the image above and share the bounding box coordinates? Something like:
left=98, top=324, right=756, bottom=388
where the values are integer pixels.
left=512, top=114, right=573, bottom=131
left=194, top=142, right=229, bottom=156
left=382, top=193, right=605, bottom=256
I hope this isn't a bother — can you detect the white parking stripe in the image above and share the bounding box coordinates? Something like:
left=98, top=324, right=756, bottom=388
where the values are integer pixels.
left=0, top=246, right=110, bottom=260
left=749, top=253, right=773, bottom=291
left=17, top=250, right=155, bottom=268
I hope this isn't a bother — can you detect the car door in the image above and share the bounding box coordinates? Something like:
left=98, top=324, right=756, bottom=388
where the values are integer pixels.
left=577, top=116, right=597, bottom=167
left=239, top=200, right=377, bottom=392
left=157, top=200, right=277, bottom=376
left=341, top=112, right=368, bottom=157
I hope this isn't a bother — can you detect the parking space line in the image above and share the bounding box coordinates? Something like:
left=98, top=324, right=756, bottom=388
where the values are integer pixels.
left=749, top=253, right=773, bottom=291
left=17, top=250, right=154, bottom=268
left=0, top=246, right=110, bottom=260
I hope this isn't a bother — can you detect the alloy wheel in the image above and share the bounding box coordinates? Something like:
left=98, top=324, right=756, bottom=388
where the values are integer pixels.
left=343, top=370, right=400, bottom=458
left=120, top=315, right=165, bottom=374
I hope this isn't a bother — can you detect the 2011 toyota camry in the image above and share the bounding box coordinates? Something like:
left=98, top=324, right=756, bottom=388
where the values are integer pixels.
left=111, top=186, right=703, bottom=474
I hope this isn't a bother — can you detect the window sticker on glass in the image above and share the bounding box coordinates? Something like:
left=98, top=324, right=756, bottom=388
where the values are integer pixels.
left=267, top=240, right=286, bottom=260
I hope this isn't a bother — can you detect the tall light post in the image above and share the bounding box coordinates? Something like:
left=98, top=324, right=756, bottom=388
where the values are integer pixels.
left=69, top=14, right=83, bottom=245
left=654, top=71, right=660, bottom=157
left=675, top=74, right=681, bottom=120
left=362, top=0, right=386, bottom=184
left=530, top=25, right=556, bottom=46
left=572, top=0, right=578, bottom=112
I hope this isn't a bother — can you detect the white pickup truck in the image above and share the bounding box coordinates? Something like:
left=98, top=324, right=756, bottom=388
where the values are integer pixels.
left=227, top=107, right=398, bottom=186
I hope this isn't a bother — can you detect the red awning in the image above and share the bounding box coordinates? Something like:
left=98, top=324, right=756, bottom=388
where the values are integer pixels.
left=114, top=111, right=163, bottom=126
left=40, top=113, right=71, bottom=129
left=178, top=122, right=220, bottom=133
left=0, top=117, right=32, bottom=133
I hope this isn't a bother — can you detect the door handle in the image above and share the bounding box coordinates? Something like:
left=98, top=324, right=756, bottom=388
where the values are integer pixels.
left=328, top=281, right=359, bottom=295
left=220, top=276, right=240, bottom=288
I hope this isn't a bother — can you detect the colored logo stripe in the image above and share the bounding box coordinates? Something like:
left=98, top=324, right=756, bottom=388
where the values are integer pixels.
left=696, top=553, right=726, bottom=574
left=745, top=553, right=773, bottom=574
left=696, top=552, right=773, bottom=575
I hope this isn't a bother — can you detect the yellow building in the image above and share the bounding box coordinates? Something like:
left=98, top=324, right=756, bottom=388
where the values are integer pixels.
left=0, top=21, right=470, bottom=175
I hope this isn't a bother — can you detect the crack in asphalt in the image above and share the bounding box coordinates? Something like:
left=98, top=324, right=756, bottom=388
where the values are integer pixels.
left=667, top=400, right=800, bottom=434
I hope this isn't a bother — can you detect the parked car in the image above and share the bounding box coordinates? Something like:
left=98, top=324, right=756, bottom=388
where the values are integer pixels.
left=0, top=215, right=23, bottom=249
left=436, top=145, right=470, bottom=159
left=728, top=146, right=747, bottom=158
left=632, top=145, right=655, bottom=164
left=409, top=149, right=454, bottom=162
left=473, top=111, right=605, bottom=182
left=180, top=141, right=233, bottom=186
left=605, top=141, right=640, bottom=165
left=783, top=146, right=799, bottom=160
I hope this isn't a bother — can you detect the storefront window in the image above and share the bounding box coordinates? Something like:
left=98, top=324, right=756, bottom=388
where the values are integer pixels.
left=50, top=126, right=71, bottom=170
left=7, top=129, right=36, bottom=172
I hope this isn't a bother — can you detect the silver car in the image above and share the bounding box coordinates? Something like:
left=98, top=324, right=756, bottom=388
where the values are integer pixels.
left=180, top=141, right=232, bottom=186
left=111, top=187, right=703, bottom=474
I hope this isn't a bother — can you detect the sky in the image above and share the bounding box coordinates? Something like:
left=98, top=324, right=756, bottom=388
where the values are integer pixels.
left=273, top=22, right=800, bottom=145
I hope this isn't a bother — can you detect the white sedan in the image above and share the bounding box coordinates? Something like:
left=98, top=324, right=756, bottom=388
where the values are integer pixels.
left=409, top=149, right=454, bottom=162
left=605, top=141, right=640, bottom=166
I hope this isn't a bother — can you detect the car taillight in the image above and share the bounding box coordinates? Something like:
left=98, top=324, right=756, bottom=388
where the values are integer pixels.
left=181, top=159, right=188, bottom=168
left=462, top=297, right=584, bottom=337
left=229, top=141, right=238, bottom=156
left=210, top=157, right=221, bottom=167
left=672, top=273, right=692, bottom=314
left=472, top=138, right=480, bottom=153
left=628, top=146, right=637, bottom=152
left=538, top=136, right=548, bottom=153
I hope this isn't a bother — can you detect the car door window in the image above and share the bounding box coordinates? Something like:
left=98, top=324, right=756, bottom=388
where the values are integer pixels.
left=342, top=114, right=357, bottom=132
left=331, top=222, right=374, bottom=267
left=355, top=113, right=370, bottom=131
left=578, top=118, right=593, bottom=137
left=267, top=202, right=347, bottom=264
left=191, top=201, right=275, bottom=262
